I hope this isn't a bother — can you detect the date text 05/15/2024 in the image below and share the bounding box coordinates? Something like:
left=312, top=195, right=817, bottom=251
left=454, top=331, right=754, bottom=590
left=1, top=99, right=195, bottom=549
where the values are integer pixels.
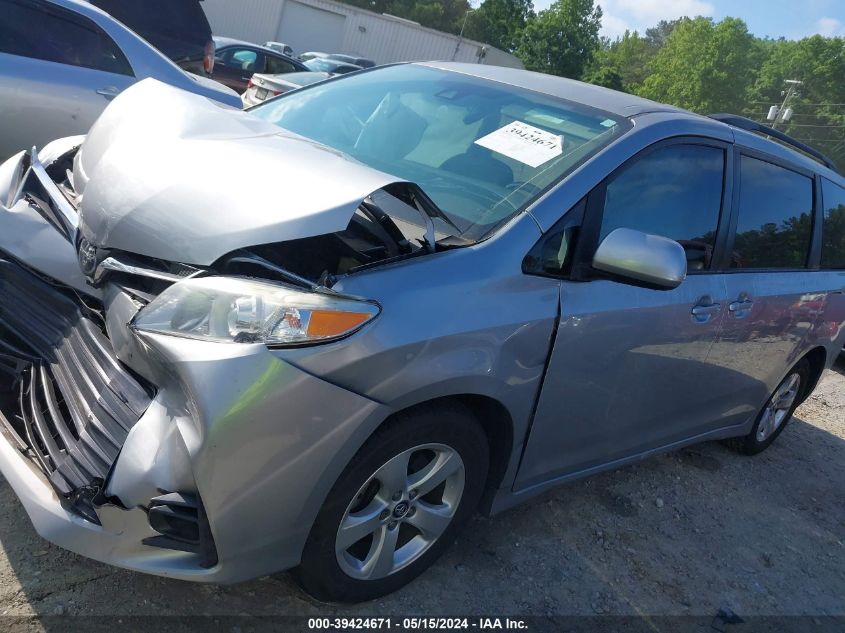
left=307, top=618, right=529, bottom=630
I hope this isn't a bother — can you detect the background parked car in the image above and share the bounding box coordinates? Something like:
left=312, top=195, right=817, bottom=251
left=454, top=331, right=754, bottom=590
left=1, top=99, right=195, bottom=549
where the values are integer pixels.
left=264, top=41, right=294, bottom=57
left=88, top=0, right=215, bottom=76
left=298, top=51, right=329, bottom=62
left=212, top=36, right=307, bottom=93
left=303, top=57, right=362, bottom=75
left=327, top=53, right=376, bottom=68
left=0, top=0, right=240, bottom=160
left=241, top=70, right=330, bottom=107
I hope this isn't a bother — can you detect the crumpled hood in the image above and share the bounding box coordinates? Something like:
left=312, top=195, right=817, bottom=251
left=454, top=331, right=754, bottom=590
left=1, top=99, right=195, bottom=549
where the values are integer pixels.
left=74, top=79, right=405, bottom=265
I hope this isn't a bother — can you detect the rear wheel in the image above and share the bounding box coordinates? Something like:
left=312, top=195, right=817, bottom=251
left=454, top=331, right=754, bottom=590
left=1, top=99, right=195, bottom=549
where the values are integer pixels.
left=296, top=403, right=489, bottom=603
left=726, top=359, right=809, bottom=455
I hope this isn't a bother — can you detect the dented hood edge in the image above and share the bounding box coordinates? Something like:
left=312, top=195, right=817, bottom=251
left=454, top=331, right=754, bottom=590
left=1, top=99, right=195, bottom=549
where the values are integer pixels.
left=74, top=79, right=408, bottom=266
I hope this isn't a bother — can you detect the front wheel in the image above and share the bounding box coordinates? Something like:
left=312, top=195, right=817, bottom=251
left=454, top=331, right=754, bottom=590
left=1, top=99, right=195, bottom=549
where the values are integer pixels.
left=296, top=404, right=489, bottom=603
left=726, top=358, right=809, bottom=455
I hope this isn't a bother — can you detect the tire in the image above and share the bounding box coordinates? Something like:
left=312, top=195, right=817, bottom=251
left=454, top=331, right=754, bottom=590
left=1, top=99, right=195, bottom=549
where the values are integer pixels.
left=725, top=358, right=810, bottom=456
left=295, top=403, right=489, bottom=603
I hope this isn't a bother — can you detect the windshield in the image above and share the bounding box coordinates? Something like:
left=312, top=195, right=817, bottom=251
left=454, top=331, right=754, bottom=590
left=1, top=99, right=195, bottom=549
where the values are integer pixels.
left=250, top=65, right=631, bottom=241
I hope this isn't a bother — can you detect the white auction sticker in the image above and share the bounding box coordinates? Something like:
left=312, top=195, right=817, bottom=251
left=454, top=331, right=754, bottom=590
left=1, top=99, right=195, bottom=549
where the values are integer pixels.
left=474, top=120, right=563, bottom=168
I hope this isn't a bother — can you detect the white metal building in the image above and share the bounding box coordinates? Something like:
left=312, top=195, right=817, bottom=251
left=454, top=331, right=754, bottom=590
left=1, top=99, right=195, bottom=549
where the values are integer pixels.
left=201, top=0, right=523, bottom=69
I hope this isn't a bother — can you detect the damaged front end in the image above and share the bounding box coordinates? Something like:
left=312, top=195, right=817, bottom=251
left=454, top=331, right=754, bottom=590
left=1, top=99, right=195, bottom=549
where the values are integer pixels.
left=0, top=80, right=465, bottom=580
left=0, top=127, right=425, bottom=578
left=0, top=257, right=152, bottom=523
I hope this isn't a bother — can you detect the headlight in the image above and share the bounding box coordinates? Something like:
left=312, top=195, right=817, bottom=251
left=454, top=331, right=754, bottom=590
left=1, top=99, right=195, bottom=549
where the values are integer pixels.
left=131, top=277, right=380, bottom=345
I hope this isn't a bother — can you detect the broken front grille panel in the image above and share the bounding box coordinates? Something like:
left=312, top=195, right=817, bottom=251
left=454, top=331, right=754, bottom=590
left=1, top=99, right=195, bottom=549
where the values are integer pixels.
left=0, top=258, right=153, bottom=521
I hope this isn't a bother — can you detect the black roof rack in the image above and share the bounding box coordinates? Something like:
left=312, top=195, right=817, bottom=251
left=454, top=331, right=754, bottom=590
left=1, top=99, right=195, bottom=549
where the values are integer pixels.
left=708, top=113, right=839, bottom=173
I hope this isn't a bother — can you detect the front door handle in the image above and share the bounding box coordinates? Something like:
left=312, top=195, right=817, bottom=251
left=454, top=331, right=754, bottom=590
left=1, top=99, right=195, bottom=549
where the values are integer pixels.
left=95, top=86, right=121, bottom=100
left=729, top=295, right=754, bottom=318
left=691, top=297, right=721, bottom=323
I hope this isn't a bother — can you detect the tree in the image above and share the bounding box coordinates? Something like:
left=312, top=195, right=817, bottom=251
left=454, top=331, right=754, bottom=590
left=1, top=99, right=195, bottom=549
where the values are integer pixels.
left=580, top=65, right=623, bottom=90
left=637, top=17, right=761, bottom=114
left=516, top=0, right=602, bottom=78
left=580, top=19, right=681, bottom=93
left=463, top=0, right=535, bottom=53
left=643, top=19, right=682, bottom=49
left=583, top=30, right=655, bottom=92
left=750, top=35, right=845, bottom=171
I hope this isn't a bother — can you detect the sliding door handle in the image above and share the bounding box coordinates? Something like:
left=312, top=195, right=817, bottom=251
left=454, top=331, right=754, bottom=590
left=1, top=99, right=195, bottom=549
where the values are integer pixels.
left=691, top=298, right=721, bottom=323
left=729, top=299, right=754, bottom=318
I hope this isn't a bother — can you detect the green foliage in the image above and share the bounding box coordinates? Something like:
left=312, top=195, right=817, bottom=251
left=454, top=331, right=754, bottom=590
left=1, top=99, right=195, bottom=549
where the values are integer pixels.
left=463, top=0, right=535, bottom=53
left=750, top=36, right=845, bottom=172
left=580, top=64, right=623, bottom=90
left=643, top=19, right=682, bottom=49
left=585, top=30, right=654, bottom=92
left=515, top=0, right=602, bottom=78
left=637, top=17, right=761, bottom=114
left=822, top=205, right=845, bottom=268
left=734, top=213, right=813, bottom=269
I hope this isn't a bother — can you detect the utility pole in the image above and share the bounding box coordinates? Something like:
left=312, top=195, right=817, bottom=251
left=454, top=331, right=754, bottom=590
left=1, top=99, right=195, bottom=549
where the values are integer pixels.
left=767, top=79, right=802, bottom=130
left=451, top=8, right=474, bottom=61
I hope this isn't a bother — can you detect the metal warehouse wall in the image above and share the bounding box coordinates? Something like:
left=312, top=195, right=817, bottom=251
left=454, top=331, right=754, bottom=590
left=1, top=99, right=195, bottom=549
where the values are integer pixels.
left=201, top=0, right=523, bottom=68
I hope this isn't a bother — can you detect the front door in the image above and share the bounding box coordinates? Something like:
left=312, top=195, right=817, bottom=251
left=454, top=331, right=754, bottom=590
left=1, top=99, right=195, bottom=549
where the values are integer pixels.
left=516, top=141, right=735, bottom=489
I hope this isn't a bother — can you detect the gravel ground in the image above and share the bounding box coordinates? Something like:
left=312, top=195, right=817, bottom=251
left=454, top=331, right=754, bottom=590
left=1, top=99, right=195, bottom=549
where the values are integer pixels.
left=0, top=363, right=842, bottom=621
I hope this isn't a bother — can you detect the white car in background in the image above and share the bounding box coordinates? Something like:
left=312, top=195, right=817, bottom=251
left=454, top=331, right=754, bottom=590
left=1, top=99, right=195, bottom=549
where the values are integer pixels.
left=241, top=70, right=331, bottom=107
left=264, top=41, right=294, bottom=57
left=0, top=0, right=240, bottom=160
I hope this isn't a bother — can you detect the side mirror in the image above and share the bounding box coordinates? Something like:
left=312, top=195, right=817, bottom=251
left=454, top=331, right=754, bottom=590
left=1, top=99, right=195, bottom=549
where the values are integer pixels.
left=592, top=228, right=687, bottom=290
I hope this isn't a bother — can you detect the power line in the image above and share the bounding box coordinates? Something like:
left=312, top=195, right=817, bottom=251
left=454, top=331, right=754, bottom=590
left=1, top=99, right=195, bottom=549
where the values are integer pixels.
left=748, top=101, right=845, bottom=107
left=744, top=111, right=845, bottom=119
left=783, top=123, right=845, bottom=128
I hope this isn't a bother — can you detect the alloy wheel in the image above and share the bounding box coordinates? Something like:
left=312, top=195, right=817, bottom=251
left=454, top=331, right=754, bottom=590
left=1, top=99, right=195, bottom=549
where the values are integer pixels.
left=756, top=372, right=801, bottom=442
left=335, top=443, right=465, bottom=580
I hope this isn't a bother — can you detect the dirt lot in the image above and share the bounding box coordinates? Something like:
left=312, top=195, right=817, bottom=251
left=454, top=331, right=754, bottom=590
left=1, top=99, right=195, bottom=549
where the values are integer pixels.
left=0, top=363, right=842, bottom=621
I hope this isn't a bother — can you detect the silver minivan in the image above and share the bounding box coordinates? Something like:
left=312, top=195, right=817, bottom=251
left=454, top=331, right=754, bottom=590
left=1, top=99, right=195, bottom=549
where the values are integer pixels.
left=0, top=63, right=844, bottom=603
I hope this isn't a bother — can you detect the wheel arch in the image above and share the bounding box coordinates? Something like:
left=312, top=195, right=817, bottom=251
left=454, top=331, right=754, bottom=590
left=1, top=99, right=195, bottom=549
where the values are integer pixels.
left=798, top=346, right=827, bottom=405
left=373, top=394, right=515, bottom=514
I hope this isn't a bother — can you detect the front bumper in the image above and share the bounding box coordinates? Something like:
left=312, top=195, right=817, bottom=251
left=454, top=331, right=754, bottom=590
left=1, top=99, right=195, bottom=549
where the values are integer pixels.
left=0, top=255, right=389, bottom=583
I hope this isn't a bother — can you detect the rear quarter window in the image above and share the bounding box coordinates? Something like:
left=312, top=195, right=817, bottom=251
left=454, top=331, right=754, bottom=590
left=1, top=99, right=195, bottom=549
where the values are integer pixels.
left=821, top=179, right=845, bottom=269
left=732, top=156, right=813, bottom=269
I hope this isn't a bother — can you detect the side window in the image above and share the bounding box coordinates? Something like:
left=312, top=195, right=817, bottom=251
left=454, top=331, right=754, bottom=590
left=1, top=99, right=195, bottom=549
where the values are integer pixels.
left=221, top=48, right=262, bottom=73
left=732, top=156, right=813, bottom=269
left=821, top=179, right=845, bottom=269
left=600, top=144, right=724, bottom=271
left=265, top=56, right=296, bottom=75
left=0, top=0, right=132, bottom=76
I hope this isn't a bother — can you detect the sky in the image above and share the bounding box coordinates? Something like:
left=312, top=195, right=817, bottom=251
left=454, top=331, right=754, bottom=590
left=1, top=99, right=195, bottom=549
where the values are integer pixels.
left=528, top=0, right=845, bottom=41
